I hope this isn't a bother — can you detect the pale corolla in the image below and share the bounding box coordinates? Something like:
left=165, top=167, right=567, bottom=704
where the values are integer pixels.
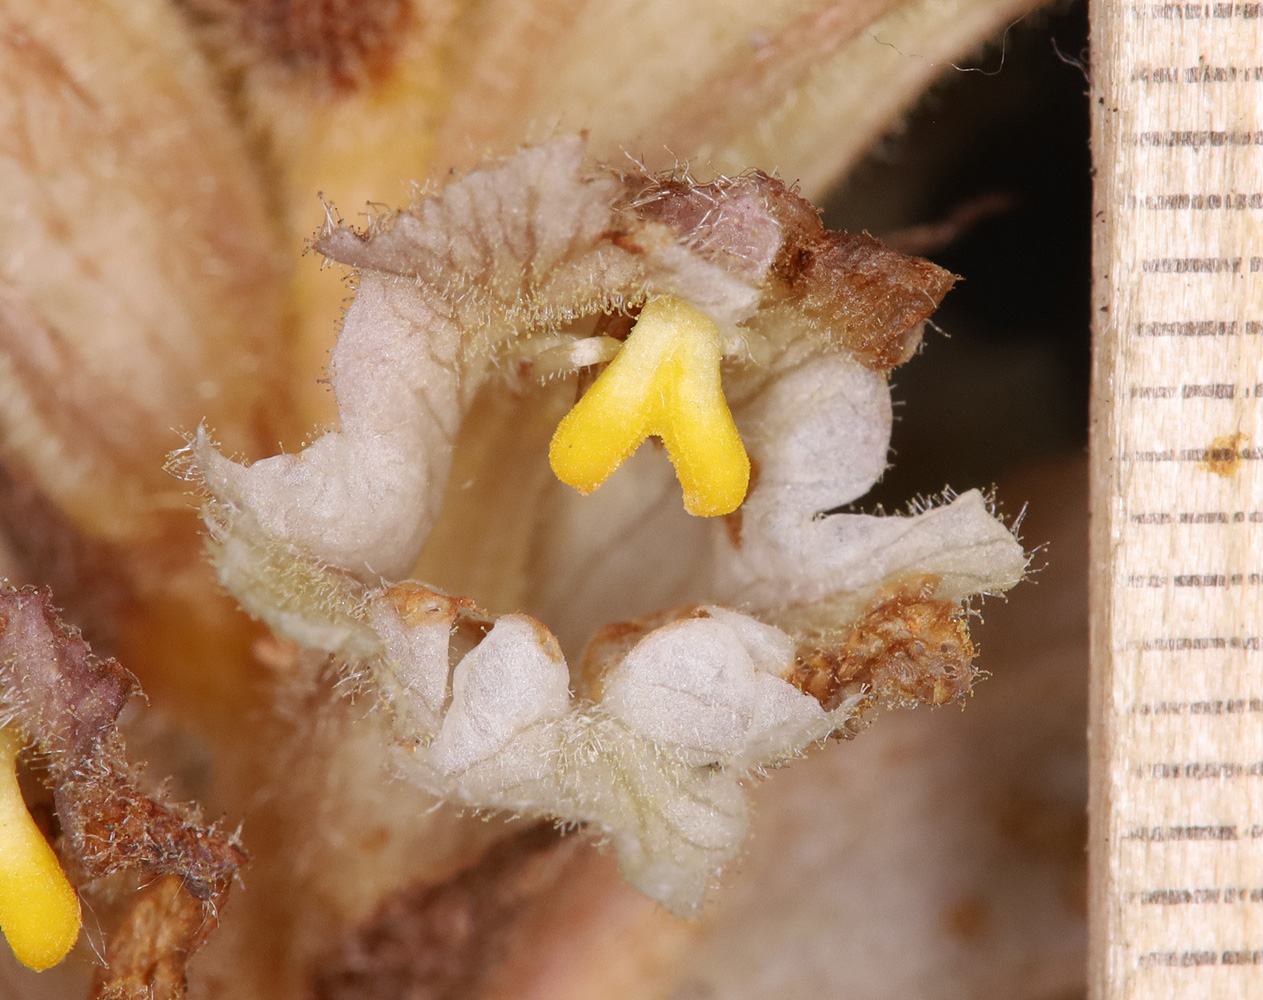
left=186, top=136, right=1026, bottom=915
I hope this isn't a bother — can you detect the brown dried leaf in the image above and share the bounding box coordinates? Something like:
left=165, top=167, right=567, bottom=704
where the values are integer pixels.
left=755, top=178, right=957, bottom=369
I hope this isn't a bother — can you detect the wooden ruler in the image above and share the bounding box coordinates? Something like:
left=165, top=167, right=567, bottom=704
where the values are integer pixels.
left=1091, top=1, right=1263, bottom=996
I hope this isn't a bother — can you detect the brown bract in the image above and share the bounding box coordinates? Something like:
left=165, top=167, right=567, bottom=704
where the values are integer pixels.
left=0, top=587, right=244, bottom=988
left=57, top=773, right=242, bottom=901
left=626, top=171, right=957, bottom=369
left=0, top=587, right=135, bottom=757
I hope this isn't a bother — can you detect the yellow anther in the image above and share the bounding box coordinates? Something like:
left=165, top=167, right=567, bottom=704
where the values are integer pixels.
left=0, top=729, right=80, bottom=971
left=549, top=296, right=750, bottom=517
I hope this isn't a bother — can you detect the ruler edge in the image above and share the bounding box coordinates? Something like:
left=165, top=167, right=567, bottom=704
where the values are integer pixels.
left=1088, top=1, right=1124, bottom=995
left=1086, top=5, right=1263, bottom=993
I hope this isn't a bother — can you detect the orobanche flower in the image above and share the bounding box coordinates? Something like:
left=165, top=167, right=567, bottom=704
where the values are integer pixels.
left=0, top=0, right=1053, bottom=993
left=186, top=136, right=1026, bottom=914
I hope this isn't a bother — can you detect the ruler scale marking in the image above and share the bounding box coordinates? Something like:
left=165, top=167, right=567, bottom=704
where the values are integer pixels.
left=1092, top=2, right=1263, bottom=996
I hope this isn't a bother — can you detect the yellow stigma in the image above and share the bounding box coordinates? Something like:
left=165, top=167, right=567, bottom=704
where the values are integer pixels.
left=0, top=729, right=80, bottom=971
left=549, top=296, right=750, bottom=517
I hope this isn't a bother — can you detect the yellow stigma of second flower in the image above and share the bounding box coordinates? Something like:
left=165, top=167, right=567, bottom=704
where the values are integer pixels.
left=549, top=296, right=750, bottom=517
left=0, top=729, right=80, bottom=972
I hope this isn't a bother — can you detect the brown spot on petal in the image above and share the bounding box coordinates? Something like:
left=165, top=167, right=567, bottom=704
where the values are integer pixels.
left=383, top=581, right=495, bottom=668
left=521, top=615, right=565, bottom=663
left=787, top=575, right=977, bottom=712
left=385, top=586, right=562, bottom=672
left=384, top=581, right=486, bottom=630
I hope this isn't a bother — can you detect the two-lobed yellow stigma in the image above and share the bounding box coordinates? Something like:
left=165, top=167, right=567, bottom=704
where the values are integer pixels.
left=549, top=296, right=750, bottom=517
left=0, top=729, right=80, bottom=971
